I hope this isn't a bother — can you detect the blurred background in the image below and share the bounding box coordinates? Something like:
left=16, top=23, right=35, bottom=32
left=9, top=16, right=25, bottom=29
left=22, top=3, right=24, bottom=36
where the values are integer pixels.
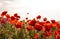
left=0, top=0, right=60, bottom=21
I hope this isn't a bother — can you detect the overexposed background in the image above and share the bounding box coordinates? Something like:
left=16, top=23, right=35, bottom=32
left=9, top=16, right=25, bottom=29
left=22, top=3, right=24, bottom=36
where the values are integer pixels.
left=0, top=0, right=60, bottom=20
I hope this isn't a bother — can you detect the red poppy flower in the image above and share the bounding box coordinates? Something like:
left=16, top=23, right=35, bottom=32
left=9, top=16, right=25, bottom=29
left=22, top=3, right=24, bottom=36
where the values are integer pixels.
left=1, top=19, right=5, bottom=24
left=15, top=22, right=22, bottom=28
left=55, top=30, right=59, bottom=36
left=46, top=23, right=52, bottom=28
left=45, top=26, right=50, bottom=32
left=44, top=31, right=52, bottom=37
left=46, top=21, right=50, bottom=23
left=1, top=11, right=7, bottom=16
left=34, top=23, right=42, bottom=31
left=14, top=13, right=20, bottom=19
left=36, top=15, right=41, bottom=19
left=51, top=20, right=56, bottom=23
left=48, top=31, right=52, bottom=36
left=11, top=16, right=15, bottom=20
left=1, top=18, right=7, bottom=24
left=58, top=30, right=60, bottom=35
left=26, top=17, right=28, bottom=20
left=27, top=26, right=34, bottom=31
left=14, top=13, right=18, bottom=17
left=29, top=19, right=36, bottom=26
left=18, top=16, right=20, bottom=18
left=45, top=23, right=52, bottom=32
left=56, top=35, right=60, bottom=39
left=34, top=34, right=39, bottom=39
left=43, top=17, right=47, bottom=21
left=52, top=23, right=57, bottom=27
left=55, top=30, right=60, bottom=36
left=6, top=14, right=10, bottom=18
left=57, top=25, right=60, bottom=29
left=16, top=16, right=20, bottom=20
left=39, top=21, right=46, bottom=26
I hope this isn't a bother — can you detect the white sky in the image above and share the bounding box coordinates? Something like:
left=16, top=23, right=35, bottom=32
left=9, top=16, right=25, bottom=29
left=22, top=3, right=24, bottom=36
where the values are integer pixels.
left=0, top=0, right=60, bottom=20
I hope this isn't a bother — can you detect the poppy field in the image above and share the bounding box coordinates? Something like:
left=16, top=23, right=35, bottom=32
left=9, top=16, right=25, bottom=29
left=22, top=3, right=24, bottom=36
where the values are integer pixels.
left=0, top=11, right=60, bottom=39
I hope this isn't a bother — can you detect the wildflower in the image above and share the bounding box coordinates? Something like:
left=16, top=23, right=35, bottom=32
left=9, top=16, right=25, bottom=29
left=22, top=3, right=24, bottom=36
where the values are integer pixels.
left=39, top=21, right=46, bottom=26
left=6, top=14, right=10, bottom=18
left=15, top=22, right=22, bottom=28
left=51, top=20, right=56, bottom=23
left=11, top=16, right=15, bottom=20
left=36, top=15, right=41, bottom=19
left=43, top=17, right=47, bottom=21
left=27, top=26, right=34, bottom=31
left=44, top=31, right=52, bottom=37
left=45, top=23, right=52, bottom=32
left=46, top=21, right=50, bottom=23
left=17, top=16, right=20, bottom=18
left=34, top=34, right=39, bottom=39
left=14, top=13, right=18, bottom=17
left=57, top=25, right=60, bottom=29
left=55, top=30, right=59, bottom=36
left=14, top=13, right=20, bottom=19
left=0, top=18, right=7, bottom=24
left=56, top=35, right=60, bottom=39
left=34, top=23, right=42, bottom=31
left=29, top=19, right=36, bottom=26
left=1, top=11, right=7, bottom=16
left=26, top=17, right=28, bottom=20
